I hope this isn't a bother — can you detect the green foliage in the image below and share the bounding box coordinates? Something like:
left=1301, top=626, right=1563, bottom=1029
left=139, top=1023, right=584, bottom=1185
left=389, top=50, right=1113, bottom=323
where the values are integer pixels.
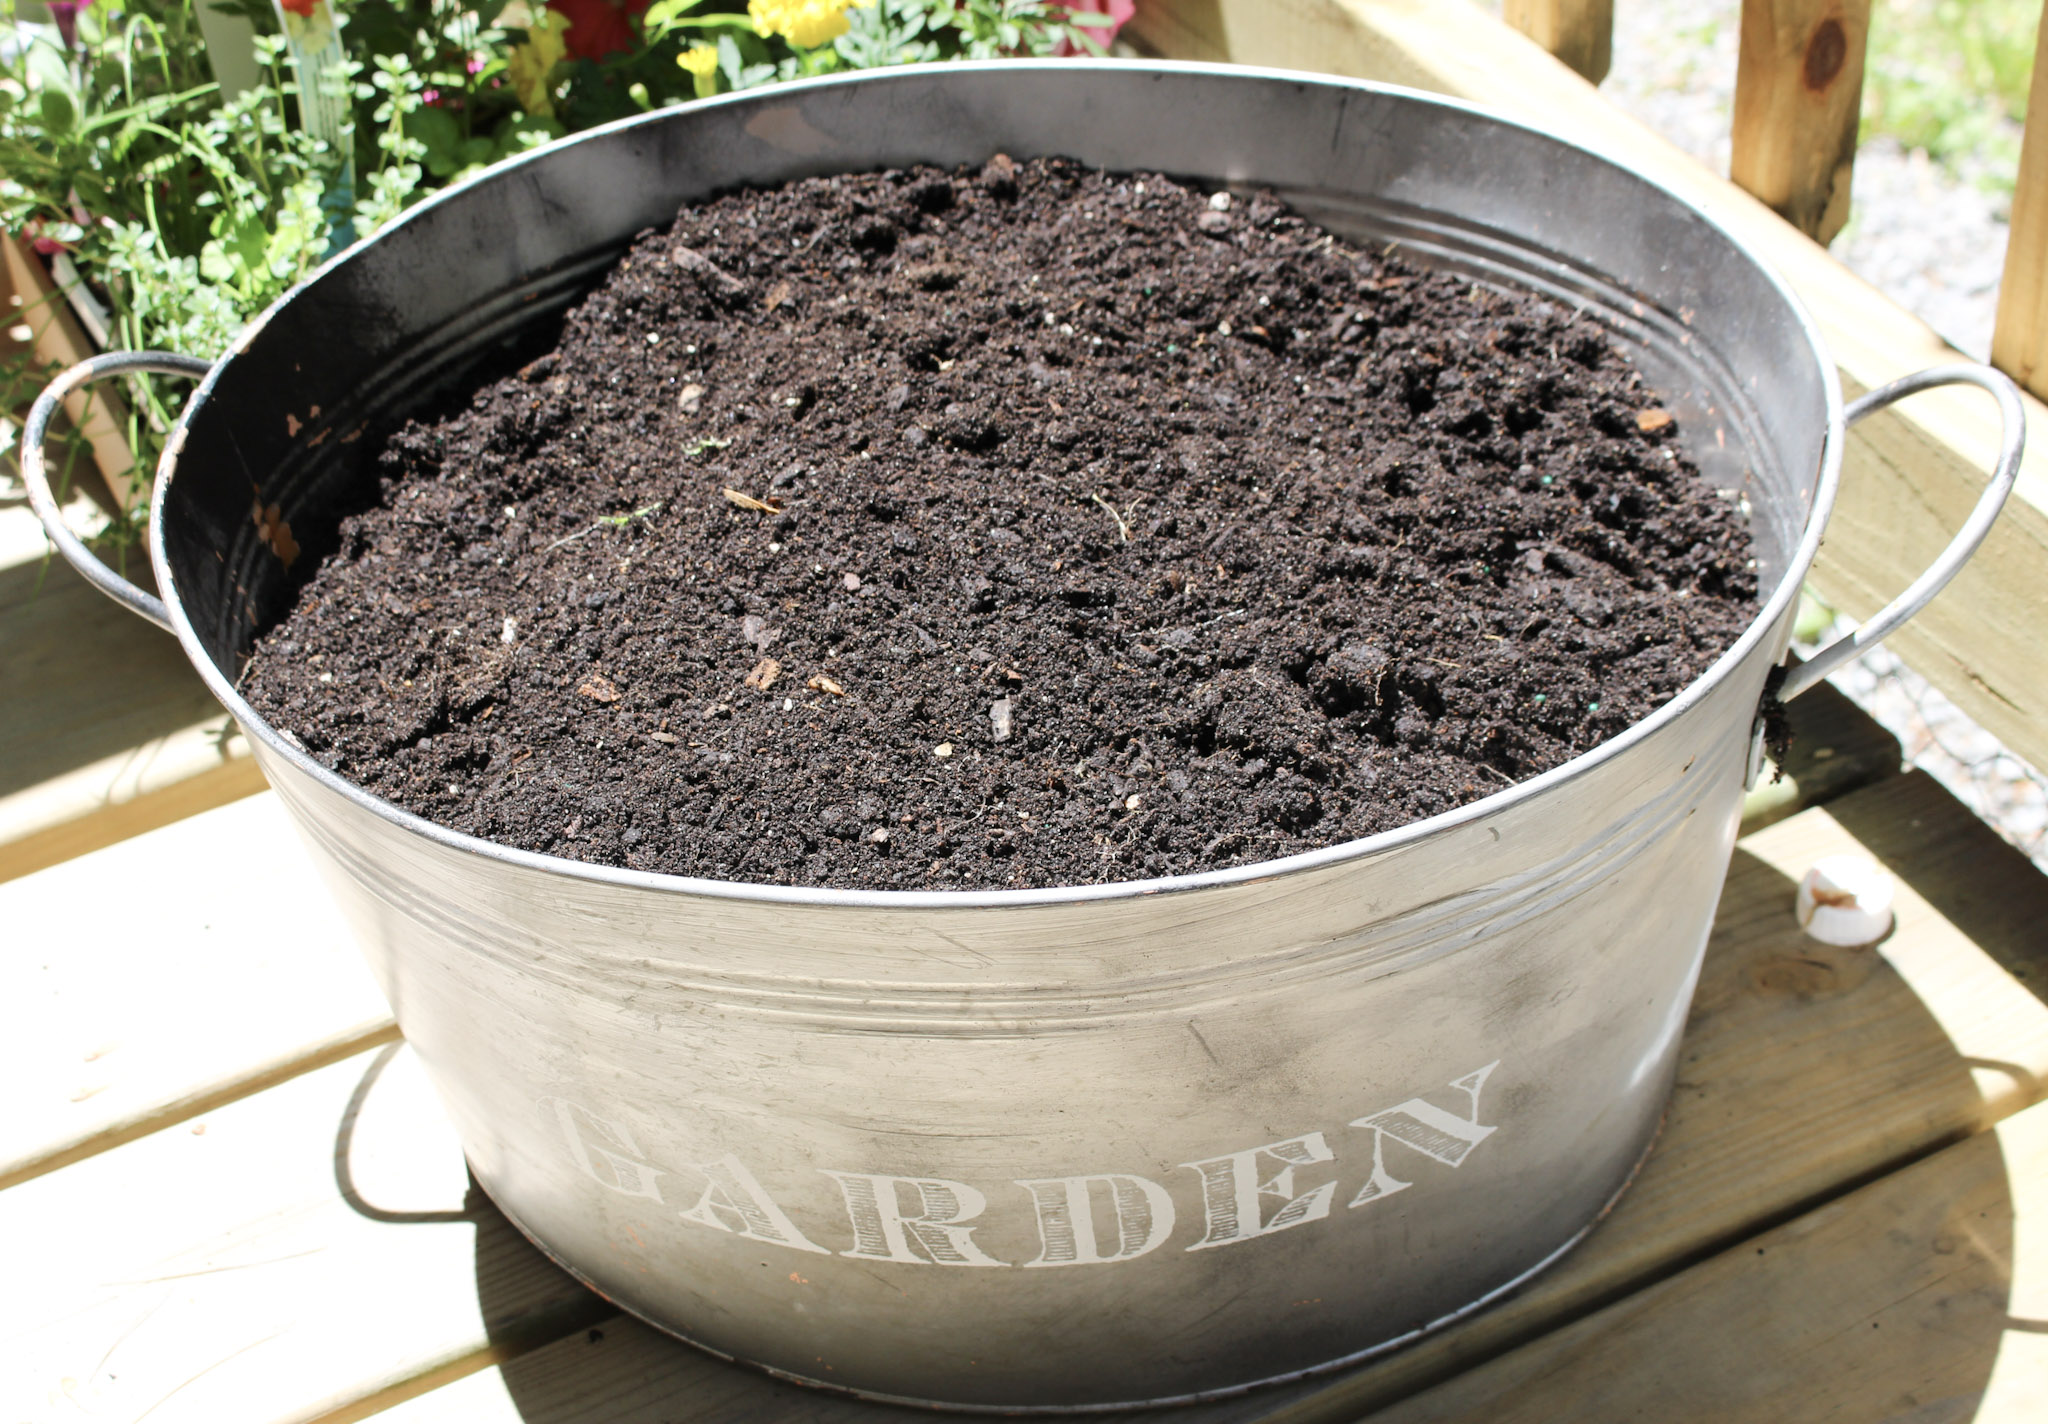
left=1862, top=0, right=2040, bottom=194
left=0, top=0, right=426, bottom=478
left=834, top=0, right=1107, bottom=71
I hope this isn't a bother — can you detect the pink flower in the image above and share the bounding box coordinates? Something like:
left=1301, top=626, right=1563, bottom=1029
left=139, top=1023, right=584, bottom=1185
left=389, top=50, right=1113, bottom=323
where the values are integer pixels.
left=1053, top=0, right=1133, bottom=57
left=47, top=0, right=91, bottom=51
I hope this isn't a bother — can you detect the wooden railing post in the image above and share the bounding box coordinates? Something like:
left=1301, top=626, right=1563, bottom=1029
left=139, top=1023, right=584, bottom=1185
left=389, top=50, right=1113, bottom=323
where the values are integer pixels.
left=1503, top=0, right=1614, bottom=85
left=1, top=234, right=137, bottom=510
left=1992, top=3, right=2048, bottom=401
left=1730, top=0, right=1873, bottom=244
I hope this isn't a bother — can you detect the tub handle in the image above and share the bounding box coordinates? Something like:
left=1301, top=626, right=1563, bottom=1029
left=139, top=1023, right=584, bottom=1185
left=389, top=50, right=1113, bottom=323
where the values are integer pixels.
left=1779, top=363, right=2027, bottom=702
left=21, top=350, right=213, bottom=634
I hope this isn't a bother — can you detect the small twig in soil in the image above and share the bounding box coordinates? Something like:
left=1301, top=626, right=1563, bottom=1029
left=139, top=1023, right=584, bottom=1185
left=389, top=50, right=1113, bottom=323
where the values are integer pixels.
left=546, top=502, right=664, bottom=552
left=723, top=487, right=784, bottom=513
left=599, top=501, right=664, bottom=527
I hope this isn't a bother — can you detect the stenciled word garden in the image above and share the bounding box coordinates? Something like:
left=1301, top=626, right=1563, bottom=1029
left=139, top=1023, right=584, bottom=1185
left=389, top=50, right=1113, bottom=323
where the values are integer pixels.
left=546, top=1060, right=1501, bottom=1268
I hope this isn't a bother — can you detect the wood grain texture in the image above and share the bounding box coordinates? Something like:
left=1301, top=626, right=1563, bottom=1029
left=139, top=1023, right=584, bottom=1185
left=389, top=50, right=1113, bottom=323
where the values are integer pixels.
left=1992, top=2, right=2048, bottom=400
left=1127, top=0, right=2048, bottom=819
left=0, top=1043, right=607, bottom=1424
left=1368, top=1096, right=2048, bottom=1423
left=0, top=506, right=264, bottom=883
left=1730, top=0, right=1873, bottom=243
left=266, top=774, right=2048, bottom=1424
left=0, top=233, right=136, bottom=508
left=0, top=794, right=398, bottom=1190
left=1501, top=0, right=1612, bottom=84
left=0, top=749, right=268, bottom=883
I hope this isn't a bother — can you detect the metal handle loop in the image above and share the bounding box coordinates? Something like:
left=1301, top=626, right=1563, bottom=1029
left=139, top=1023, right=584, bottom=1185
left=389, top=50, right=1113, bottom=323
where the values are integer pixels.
left=20, top=350, right=211, bottom=633
left=1779, top=363, right=2028, bottom=702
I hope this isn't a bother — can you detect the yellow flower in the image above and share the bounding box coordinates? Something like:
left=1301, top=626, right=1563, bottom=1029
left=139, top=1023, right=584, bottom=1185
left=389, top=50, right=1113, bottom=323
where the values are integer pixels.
left=508, top=11, right=571, bottom=119
left=678, top=44, right=719, bottom=99
left=749, top=0, right=866, bottom=50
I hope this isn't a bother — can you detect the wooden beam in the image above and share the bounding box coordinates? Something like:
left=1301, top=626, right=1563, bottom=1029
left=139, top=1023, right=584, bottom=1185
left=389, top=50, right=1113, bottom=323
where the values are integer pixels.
left=1127, top=0, right=2048, bottom=808
left=1502, top=0, right=1613, bottom=84
left=1992, top=1, right=2048, bottom=400
left=1730, top=0, right=1873, bottom=244
left=1, top=233, right=137, bottom=509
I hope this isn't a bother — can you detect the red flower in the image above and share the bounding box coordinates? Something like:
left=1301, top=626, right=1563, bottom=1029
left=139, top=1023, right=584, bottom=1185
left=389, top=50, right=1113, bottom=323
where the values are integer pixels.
left=278, top=0, right=319, bottom=17
left=546, top=0, right=652, bottom=61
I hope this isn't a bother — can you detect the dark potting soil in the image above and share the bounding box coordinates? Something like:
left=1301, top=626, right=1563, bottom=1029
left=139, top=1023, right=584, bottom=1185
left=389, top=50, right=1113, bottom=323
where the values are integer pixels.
left=241, top=156, right=1758, bottom=891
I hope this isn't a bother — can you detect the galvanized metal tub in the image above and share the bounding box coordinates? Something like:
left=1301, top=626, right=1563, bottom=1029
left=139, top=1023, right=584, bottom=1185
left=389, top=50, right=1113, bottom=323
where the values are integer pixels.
left=25, top=61, right=2024, bottom=1410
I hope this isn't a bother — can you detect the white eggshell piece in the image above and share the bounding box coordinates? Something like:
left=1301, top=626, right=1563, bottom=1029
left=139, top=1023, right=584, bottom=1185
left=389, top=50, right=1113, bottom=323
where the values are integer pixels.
left=1795, top=853, right=1896, bottom=946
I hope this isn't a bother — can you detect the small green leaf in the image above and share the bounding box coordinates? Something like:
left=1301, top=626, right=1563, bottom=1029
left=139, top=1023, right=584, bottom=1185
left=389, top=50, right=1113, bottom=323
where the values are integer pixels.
left=38, top=86, right=78, bottom=136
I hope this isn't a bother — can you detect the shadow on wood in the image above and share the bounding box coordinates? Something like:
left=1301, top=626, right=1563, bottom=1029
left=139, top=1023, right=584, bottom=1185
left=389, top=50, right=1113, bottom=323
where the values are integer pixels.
left=1370, top=1122, right=2024, bottom=1422
left=1826, top=772, right=2048, bottom=1042
left=0, top=553, right=222, bottom=801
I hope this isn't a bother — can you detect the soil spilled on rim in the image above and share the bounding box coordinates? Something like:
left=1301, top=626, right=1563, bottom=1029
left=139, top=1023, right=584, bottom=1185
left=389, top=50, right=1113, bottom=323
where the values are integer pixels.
left=240, top=156, right=1758, bottom=891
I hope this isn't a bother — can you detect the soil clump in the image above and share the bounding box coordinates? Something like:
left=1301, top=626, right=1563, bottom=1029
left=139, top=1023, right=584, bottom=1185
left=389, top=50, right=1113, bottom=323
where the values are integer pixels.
left=241, top=157, right=1757, bottom=890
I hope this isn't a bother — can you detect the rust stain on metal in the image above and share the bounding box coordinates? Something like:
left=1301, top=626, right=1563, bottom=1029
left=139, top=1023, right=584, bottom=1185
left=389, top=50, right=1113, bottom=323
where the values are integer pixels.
left=250, top=494, right=300, bottom=567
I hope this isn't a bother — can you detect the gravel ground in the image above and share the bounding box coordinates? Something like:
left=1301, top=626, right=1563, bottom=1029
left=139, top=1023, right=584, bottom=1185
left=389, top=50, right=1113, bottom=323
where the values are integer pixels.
left=1593, top=0, right=2048, bottom=868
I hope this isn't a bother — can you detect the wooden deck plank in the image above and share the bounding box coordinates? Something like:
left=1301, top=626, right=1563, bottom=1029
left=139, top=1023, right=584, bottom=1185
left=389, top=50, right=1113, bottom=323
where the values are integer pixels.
left=0, top=1043, right=608, bottom=1424
left=165, top=771, right=2048, bottom=1424
left=0, top=793, right=396, bottom=1190
left=1991, top=1, right=2048, bottom=400
left=1128, top=0, right=2048, bottom=797
left=0, top=505, right=262, bottom=883
left=1365, top=1095, right=2048, bottom=1423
